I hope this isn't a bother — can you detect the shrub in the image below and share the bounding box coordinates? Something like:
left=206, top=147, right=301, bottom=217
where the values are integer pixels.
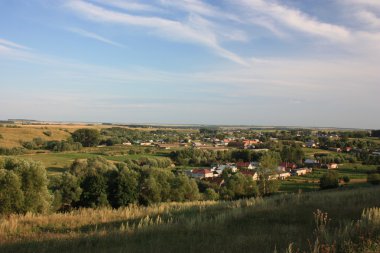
left=320, top=171, right=340, bottom=190
left=43, top=130, right=52, bottom=137
left=367, top=173, right=380, bottom=185
left=72, top=129, right=100, bottom=147
left=343, top=176, right=350, bottom=184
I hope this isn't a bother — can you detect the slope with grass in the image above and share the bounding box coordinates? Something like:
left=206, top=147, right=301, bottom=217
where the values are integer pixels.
left=1, top=186, right=379, bottom=253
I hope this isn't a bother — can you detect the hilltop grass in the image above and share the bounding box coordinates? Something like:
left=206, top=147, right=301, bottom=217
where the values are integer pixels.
left=0, top=126, right=70, bottom=148
left=0, top=186, right=380, bottom=253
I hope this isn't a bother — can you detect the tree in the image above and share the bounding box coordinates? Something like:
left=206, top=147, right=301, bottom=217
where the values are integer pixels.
left=72, top=128, right=100, bottom=147
left=221, top=173, right=258, bottom=200
left=53, top=172, right=82, bottom=211
left=204, top=188, right=219, bottom=201
left=0, top=169, right=24, bottom=214
left=80, top=172, right=109, bottom=208
left=169, top=174, right=200, bottom=202
left=342, top=176, right=350, bottom=184
left=2, top=158, right=51, bottom=213
left=320, top=171, right=340, bottom=190
left=367, top=173, right=380, bottom=185
left=257, top=152, right=281, bottom=196
left=107, top=166, right=139, bottom=208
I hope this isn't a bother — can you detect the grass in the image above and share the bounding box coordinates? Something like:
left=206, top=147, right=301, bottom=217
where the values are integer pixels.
left=13, top=150, right=170, bottom=176
left=0, top=186, right=380, bottom=253
left=0, top=126, right=70, bottom=148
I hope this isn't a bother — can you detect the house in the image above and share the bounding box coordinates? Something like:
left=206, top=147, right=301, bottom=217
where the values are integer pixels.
left=304, top=159, right=318, bottom=165
left=190, top=169, right=214, bottom=179
left=156, top=144, right=180, bottom=150
left=214, top=164, right=238, bottom=175
left=327, top=163, right=339, bottom=169
left=248, top=162, right=259, bottom=170
left=305, top=140, right=317, bottom=148
left=344, top=147, right=352, bottom=153
left=140, top=142, right=152, bottom=146
left=278, top=162, right=297, bottom=172
left=192, top=142, right=203, bottom=147
left=240, top=170, right=259, bottom=181
left=122, top=142, right=132, bottom=146
left=291, top=168, right=308, bottom=176
left=278, top=172, right=291, bottom=180
left=236, top=162, right=251, bottom=169
left=204, top=177, right=225, bottom=187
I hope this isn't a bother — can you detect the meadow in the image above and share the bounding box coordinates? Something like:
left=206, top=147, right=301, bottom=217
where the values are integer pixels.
left=0, top=186, right=380, bottom=253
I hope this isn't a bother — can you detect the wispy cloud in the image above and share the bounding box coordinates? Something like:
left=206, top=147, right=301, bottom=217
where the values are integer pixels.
left=0, top=38, right=30, bottom=51
left=356, top=11, right=380, bottom=29
left=90, top=0, right=163, bottom=13
left=64, top=0, right=248, bottom=65
left=233, top=0, right=351, bottom=42
left=66, top=27, right=124, bottom=47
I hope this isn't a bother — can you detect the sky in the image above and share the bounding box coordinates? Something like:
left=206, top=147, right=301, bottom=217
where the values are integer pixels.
left=0, top=0, right=379, bottom=129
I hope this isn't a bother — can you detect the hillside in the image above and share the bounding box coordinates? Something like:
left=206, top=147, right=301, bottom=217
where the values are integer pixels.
left=1, top=186, right=379, bottom=253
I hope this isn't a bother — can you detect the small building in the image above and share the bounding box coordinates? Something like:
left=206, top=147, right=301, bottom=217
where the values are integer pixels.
left=305, top=140, right=317, bottom=148
left=278, top=172, right=291, bottom=180
left=240, top=170, right=259, bottom=181
left=278, top=162, right=297, bottom=172
left=327, top=163, right=339, bottom=169
left=291, top=168, right=308, bottom=176
left=190, top=169, right=214, bottom=179
left=236, top=162, right=251, bottom=169
left=122, top=142, right=132, bottom=146
left=204, top=177, right=225, bottom=187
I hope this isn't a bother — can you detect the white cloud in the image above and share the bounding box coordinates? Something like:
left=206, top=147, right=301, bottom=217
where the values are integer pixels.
left=233, top=0, right=351, bottom=42
left=66, top=27, right=124, bottom=47
left=65, top=0, right=248, bottom=65
left=0, top=38, right=30, bottom=50
left=90, top=0, right=162, bottom=12
left=356, top=10, right=380, bottom=28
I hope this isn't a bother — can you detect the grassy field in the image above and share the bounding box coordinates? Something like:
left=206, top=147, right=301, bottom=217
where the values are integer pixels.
left=0, top=186, right=379, bottom=253
left=0, top=126, right=70, bottom=148
left=13, top=149, right=171, bottom=176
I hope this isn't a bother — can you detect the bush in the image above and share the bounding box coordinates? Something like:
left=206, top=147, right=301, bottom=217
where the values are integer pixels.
left=43, top=130, right=52, bottom=137
left=320, top=171, right=340, bottom=190
left=342, top=176, right=350, bottom=184
left=72, top=129, right=100, bottom=147
left=367, top=173, right=380, bottom=185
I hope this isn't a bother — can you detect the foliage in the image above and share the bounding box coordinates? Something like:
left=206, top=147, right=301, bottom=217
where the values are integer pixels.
left=0, top=170, right=24, bottom=214
left=221, top=173, right=258, bottom=200
left=0, top=147, right=26, bottom=155
left=204, top=188, right=219, bottom=200
left=72, top=129, right=101, bottom=147
left=107, top=165, right=140, bottom=208
left=320, top=171, right=340, bottom=190
left=52, top=172, right=82, bottom=211
left=367, top=173, right=380, bottom=185
left=0, top=158, right=51, bottom=214
left=342, top=175, right=350, bottom=183
left=257, top=152, right=281, bottom=195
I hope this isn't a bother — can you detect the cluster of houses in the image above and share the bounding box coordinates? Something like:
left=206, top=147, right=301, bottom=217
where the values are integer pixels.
left=186, top=160, right=317, bottom=182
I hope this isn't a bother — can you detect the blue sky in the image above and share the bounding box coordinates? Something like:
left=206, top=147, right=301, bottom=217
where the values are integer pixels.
left=0, top=0, right=379, bottom=128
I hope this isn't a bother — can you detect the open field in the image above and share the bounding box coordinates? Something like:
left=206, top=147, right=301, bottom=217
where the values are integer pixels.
left=0, top=126, right=70, bottom=148
left=1, top=186, right=379, bottom=253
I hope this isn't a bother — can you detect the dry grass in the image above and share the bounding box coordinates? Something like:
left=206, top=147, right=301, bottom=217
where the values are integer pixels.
left=0, top=187, right=379, bottom=253
left=0, top=127, right=70, bottom=148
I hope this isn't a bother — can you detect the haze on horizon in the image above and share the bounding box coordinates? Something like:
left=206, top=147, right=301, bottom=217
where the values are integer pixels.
left=0, top=0, right=379, bottom=129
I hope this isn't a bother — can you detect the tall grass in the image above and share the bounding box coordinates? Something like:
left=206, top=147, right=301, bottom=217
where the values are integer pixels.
left=0, top=187, right=379, bottom=253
